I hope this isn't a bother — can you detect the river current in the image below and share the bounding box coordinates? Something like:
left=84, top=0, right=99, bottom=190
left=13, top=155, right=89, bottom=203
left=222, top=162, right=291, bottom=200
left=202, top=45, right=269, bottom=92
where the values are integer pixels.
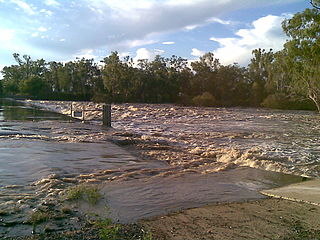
left=0, top=99, right=316, bottom=236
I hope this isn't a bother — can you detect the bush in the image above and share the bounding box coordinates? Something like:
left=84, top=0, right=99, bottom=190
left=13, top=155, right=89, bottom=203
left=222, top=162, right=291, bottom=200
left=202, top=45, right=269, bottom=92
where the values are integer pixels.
left=192, top=92, right=217, bottom=107
left=262, top=93, right=316, bottom=110
left=92, top=92, right=108, bottom=103
left=64, top=184, right=101, bottom=205
left=261, top=93, right=289, bottom=109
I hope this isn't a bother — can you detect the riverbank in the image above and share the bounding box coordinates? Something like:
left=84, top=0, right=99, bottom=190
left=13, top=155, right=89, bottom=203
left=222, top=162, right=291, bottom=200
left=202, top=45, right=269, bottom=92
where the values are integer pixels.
left=5, top=198, right=320, bottom=240
left=140, top=198, right=320, bottom=240
left=20, top=100, right=320, bottom=239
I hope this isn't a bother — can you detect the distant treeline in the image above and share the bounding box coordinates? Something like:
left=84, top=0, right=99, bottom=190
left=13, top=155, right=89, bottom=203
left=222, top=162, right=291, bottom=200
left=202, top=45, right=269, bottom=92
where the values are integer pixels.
left=0, top=7, right=319, bottom=111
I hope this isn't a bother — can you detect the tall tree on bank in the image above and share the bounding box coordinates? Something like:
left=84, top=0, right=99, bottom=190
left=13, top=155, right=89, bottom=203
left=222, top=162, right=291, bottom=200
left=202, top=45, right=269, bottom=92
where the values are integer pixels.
left=247, top=48, right=274, bottom=106
left=282, top=7, right=320, bottom=112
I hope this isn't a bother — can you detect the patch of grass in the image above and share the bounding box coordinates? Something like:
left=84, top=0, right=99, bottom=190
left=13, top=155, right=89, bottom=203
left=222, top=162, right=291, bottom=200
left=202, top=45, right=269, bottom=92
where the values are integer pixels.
left=61, top=206, right=72, bottom=214
left=95, top=218, right=120, bottom=240
left=282, top=220, right=320, bottom=240
left=27, top=210, right=51, bottom=225
left=94, top=218, right=154, bottom=240
left=142, top=230, right=153, bottom=240
left=65, top=184, right=101, bottom=205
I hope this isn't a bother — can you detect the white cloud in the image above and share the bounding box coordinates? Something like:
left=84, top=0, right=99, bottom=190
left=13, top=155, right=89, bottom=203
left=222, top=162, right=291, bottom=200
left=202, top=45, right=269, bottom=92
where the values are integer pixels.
left=183, top=17, right=233, bottom=31
left=11, top=0, right=35, bottom=15
left=122, top=39, right=158, bottom=48
left=73, top=49, right=96, bottom=59
left=0, top=28, right=15, bottom=42
left=40, top=9, right=53, bottom=17
left=162, top=41, right=175, bottom=45
left=31, top=32, right=39, bottom=37
left=184, top=24, right=200, bottom=31
left=133, top=48, right=164, bottom=61
left=119, top=51, right=131, bottom=58
left=38, top=27, right=48, bottom=32
left=210, top=15, right=288, bottom=65
left=207, top=17, right=234, bottom=25
left=44, top=0, right=60, bottom=7
left=191, top=48, right=205, bottom=57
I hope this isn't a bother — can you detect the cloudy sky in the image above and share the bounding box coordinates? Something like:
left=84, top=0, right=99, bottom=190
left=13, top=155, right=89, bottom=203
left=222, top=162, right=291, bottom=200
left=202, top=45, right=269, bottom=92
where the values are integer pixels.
left=0, top=0, right=310, bottom=70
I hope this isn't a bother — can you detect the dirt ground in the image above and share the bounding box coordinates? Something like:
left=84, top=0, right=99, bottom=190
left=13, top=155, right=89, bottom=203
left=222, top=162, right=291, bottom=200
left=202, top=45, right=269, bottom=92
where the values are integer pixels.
left=140, top=198, right=320, bottom=240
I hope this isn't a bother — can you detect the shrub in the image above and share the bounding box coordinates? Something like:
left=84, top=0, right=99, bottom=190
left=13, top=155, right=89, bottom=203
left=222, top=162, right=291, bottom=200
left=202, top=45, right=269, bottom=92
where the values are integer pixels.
left=65, top=184, right=101, bottom=205
left=262, top=93, right=317, bottom=110
left=192, top=92, right=217, bottom=107
left=261, top=93, right=289, bottom=109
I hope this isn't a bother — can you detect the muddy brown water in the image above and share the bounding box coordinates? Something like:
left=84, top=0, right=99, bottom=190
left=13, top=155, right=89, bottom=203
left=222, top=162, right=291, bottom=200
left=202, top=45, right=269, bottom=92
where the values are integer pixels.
left=0, top=99, right=315, bottom=237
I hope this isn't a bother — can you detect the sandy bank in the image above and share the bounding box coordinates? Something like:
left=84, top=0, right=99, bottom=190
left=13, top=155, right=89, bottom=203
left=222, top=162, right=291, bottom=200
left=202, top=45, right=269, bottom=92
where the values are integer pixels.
left=140, top=198, right=320, bottom=240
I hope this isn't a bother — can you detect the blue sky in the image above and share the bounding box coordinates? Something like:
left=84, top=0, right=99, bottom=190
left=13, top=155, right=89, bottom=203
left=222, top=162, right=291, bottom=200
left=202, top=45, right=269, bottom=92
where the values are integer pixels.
left=0, top=0, right=311, bottom=71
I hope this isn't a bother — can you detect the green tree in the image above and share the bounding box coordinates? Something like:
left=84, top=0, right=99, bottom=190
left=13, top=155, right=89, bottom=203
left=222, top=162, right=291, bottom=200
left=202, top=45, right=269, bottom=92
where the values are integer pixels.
left=248, top=48, right=274, bottom=106
left=215, top=64, right=249, bottom=106
left=265, top=50, right=291, bottom=94
left=20, top=76, right=49, bottom=97
left=102, top=52, right=134, bottom=102
left=1, top=65, right=22, bottom=95
left=0, top=79, right=3, bottom=96
left=1, top=54, right=50, bottom=97
left=282, top=8, right=320, bottom=112
left=191, top=52, right=220, bottom=96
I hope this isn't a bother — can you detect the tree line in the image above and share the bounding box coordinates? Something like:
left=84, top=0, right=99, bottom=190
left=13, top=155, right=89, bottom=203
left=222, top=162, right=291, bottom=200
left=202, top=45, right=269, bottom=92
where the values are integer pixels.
left=0, top=6, right=319, bottom=111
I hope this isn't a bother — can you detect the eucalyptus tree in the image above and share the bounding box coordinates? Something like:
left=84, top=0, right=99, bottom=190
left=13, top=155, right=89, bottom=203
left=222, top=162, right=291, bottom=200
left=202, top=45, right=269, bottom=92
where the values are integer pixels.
left=282, top=7, right=320, bottom=112
left=1, top=54, right=49, bottom=96
left=45, top=61, right=61, bottom=92
left=167, top=55, right=191, bottom=102
left=102, top=52, right=134, bottom=102
left=248, top=48, right=275, bottom=106
left=265, top=50, right=292, bottom=94
left=191, top=52, right=220, bottom=96
left=215, top=64, right=250, bottom=106
left=1, top=65, right=22, bottom=95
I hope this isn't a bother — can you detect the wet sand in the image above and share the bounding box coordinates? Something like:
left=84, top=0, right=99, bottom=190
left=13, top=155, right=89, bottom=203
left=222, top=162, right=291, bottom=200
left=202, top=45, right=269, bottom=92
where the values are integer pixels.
left=140, top=198, right=320, bottom=240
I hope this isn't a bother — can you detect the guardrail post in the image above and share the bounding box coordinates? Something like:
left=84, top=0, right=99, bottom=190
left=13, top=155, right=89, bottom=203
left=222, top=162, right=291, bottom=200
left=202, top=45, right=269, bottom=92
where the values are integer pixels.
left=82, top=105, right=85, bottom=121
left=103, top=104, right=111, bottom=127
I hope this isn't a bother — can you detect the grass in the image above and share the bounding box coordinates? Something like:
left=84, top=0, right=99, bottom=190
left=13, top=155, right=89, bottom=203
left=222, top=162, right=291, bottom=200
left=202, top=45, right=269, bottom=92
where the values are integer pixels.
left=27, top=209, right=52, bottom=234
left=142, top=231, right=153, bottom=240
left=282, top=220, right=320, bottom=240
left=95, top=218, right=120, bottom=240
left=64, top=184, right=101, bottom=205
left=27, top=210, right=51, bottom=225
left=93, top=217, right=153, bottom=240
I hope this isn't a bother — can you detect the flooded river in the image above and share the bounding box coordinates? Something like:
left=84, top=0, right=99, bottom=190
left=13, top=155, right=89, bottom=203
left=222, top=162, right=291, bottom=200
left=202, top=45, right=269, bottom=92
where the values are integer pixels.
left=0, top=99, right=316, bottom=236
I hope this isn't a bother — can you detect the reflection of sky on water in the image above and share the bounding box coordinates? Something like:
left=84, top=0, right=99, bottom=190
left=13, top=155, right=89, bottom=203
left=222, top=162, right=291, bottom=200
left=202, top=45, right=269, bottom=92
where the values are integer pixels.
left=0, top=99, right=70, bottom=121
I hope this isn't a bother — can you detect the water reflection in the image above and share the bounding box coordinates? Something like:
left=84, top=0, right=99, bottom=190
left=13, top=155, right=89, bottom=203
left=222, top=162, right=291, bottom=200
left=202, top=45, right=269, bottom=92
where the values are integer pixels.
left=0, top=98, right=70, bottom=121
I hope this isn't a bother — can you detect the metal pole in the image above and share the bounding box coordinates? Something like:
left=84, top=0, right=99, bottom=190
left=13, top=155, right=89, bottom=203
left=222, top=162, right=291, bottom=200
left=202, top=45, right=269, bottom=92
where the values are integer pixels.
left=103, top=104, right=111, bottom=127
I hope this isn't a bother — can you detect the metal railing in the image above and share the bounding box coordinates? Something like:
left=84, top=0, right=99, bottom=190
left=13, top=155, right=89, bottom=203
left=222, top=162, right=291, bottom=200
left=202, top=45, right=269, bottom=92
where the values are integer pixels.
left=69, top=103, right=111, bottom=127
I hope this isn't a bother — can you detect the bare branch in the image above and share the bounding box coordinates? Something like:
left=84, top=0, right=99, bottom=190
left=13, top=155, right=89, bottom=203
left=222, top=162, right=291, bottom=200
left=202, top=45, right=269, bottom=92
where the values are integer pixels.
left=310, top=0, right=320, bottom=9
